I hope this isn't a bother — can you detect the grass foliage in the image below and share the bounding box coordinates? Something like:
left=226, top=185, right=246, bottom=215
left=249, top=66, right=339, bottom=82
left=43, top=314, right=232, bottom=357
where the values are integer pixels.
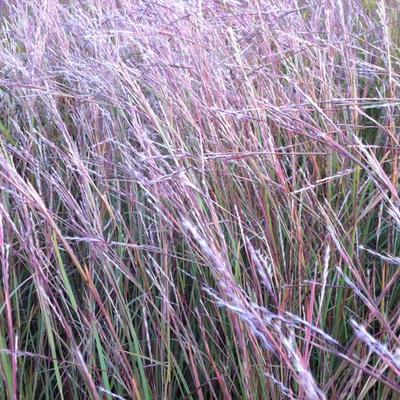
left=0, top=0, right=400, bottom=398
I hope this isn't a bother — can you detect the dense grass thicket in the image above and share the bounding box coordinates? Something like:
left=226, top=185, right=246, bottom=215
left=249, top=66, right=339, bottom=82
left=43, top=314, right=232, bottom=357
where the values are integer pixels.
left=0, top=0, right=400, bottom=398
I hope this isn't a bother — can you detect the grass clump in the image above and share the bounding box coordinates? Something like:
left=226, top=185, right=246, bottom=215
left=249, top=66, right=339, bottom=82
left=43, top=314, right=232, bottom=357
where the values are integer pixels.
left=0, top=1, right=399, bottom=399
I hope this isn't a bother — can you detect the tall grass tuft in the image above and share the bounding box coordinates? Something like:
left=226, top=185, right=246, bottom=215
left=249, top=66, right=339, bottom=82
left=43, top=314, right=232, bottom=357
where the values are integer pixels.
left=0, top=0, right=399, bottom=399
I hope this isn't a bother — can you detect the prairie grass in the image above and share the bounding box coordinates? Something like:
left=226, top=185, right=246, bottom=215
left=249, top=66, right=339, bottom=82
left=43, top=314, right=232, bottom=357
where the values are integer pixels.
left=0, top=0, right=399, bottom=399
